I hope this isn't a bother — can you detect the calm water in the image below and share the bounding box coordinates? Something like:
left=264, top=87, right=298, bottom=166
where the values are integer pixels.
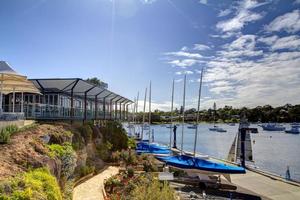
left=127, top=123, right=300, bottom=182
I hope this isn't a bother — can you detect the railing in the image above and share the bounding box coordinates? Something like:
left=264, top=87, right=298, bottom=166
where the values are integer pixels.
left=0, top=112, right=24, bottom=121
left=19, top=104, right=127, bottom=121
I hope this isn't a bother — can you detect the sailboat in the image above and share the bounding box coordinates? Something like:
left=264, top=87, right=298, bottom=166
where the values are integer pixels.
left=136, top=82, right=171, bottom=156
left=156, top=69, right=245, bottom=182
left=208, top=102, right=227, bottom=132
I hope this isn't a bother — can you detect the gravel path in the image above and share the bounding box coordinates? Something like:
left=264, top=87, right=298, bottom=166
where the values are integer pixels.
left=73, top=166, right=119, bottom=200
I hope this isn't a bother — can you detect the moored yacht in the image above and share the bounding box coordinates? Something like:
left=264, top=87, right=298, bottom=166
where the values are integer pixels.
left=285, top=126, right=300, bottom=134
left=261, top=123, right=285, bottom=131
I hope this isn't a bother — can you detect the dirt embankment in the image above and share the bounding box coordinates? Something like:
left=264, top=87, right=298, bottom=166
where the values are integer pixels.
left=0, top=123, right=104, bottom=182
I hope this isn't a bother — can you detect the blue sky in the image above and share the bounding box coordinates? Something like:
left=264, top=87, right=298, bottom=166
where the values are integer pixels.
left=1, top=0, right=300, bottom=111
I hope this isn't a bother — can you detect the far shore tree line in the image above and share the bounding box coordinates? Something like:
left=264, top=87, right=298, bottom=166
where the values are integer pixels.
left=133, top=104, right=300, bottom=123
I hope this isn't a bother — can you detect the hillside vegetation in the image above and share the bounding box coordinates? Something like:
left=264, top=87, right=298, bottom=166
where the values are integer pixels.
left=0, top=121, right=130, bottom=200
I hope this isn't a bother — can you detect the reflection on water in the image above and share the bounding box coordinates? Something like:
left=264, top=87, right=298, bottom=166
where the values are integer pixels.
left=128, top=123, right=300, bottom=182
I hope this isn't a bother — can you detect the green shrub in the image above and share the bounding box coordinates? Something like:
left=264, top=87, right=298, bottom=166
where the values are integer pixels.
left=47, top=143, right=77, bottom=179
left=71, top=131, right=85, bottom=151
left=96, top=142, right=112, bottom=161
left=105, top=177, right=122, bottom=193
left=130, top=175, right=175, bottom=200
left=79, top=166, right=95, bottom=177
left=77, top=124, right=93, bottom=144
left=0, top=168, right=62, bottom=200
left=127, top=138, right=136, bottom=149
left=111, top=151, right=122, bottom=163
left=127, top=167, right=134, bottom=178
left=99, top=121, right=128, bottom=151
left=0, top=125, right=19, bottom=144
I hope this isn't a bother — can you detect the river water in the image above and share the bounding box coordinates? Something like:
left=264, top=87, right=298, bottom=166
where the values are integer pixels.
left=127, top=123, right=300, bottom=182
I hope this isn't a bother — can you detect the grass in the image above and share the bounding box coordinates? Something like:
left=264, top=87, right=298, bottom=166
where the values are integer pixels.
left=0, top=125, right=18, bottom=144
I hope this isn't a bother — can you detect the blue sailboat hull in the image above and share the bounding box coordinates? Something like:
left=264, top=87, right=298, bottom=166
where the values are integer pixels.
left=136, top=141, right=171, bottom=155
left=156, top=155, right=246, bottom=174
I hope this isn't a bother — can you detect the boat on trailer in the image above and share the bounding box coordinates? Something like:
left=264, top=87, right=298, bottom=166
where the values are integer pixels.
left=156, top=155, right=245, bottom=175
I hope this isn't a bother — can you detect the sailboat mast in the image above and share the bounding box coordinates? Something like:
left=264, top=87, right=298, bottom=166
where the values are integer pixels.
left=148, top=81, right=152, bottom=142
left=180, top=74, right=187, bottom=155
left=141, top=87, right=147, bottom=140
left=136, top=92, right=139, bottom=124
left=193, top=68, right=204, bottom=157
left=213, top=102, right=216, bottom=126
left=132, top=97, right=136, bottom=124
left=170, top=79, right=175, bottom=148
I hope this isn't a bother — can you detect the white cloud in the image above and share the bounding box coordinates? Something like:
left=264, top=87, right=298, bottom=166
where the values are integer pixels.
left=137, top=100, right=180, bottom=112
left=271, top=35, right=300, bottom=50
left=181, top=46, right=189, bottom=51
left=165, top=51, right=202, bottom=59
left=140, top=0, right=156, bottom=4
left=203, top=50, right=300, bottom=107
left=295, top=0, right=300, bottom=4
left=258, top=35, right=278, bottom=45
left=175, top=70, right=194, bottom=75
left=174, top=79, right=183, bottom=83
left=218, top=9, right=232, bottom=17
left=266, top=9, right=300, bottom=33
left=193, top=44, right=210, bottom=51
left=210, top=85, right=235, bottom=94
left=168, top=59, right=198, bottom=68
left=210, top=80, right=231, bottom=87
left=220, top=49, right=263, bottom=58
left=227, top=34, right=256, bottom=50
left=216, top=0, right=265, bottom=33
left=219, top=34, right=263, bottom=58
left=199, top=0, right=208, bottom=5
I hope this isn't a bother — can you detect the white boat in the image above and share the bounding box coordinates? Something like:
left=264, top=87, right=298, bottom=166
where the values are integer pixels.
left=208, top=103, right=227, bottom=132
left=261, top=123, right=285, bottom=131
left=209, top=125, right=219, bottom=131
left=291, top=122, right=300, bottom=128
left=285, top=127, right=300, bottom=134
left=187, top=124, right=197, bottom=129
left=216, top=127, right=227, bottom=132
left=166, top=125, right=173, bottom=129
left=209, top=125, right=227, bottom=132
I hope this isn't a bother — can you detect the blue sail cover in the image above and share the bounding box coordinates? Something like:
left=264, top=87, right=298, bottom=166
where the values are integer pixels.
left=156, top=155, right=246, bottom=174
left=137, top=141, right=169, bottom=150
left=136, top=141, right=171, bottom=155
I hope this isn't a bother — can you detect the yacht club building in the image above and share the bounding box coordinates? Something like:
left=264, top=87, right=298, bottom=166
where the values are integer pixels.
left=0, top=61, right=133, bottom=122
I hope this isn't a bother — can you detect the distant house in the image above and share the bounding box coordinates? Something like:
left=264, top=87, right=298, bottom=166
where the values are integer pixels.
left=0, top=61, right=132, bottom=123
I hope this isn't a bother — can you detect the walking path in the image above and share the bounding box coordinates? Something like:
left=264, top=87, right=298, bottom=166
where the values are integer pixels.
left=231, top=169, right=300, bottom=200
left=73, top=166, right=119, bottom=200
